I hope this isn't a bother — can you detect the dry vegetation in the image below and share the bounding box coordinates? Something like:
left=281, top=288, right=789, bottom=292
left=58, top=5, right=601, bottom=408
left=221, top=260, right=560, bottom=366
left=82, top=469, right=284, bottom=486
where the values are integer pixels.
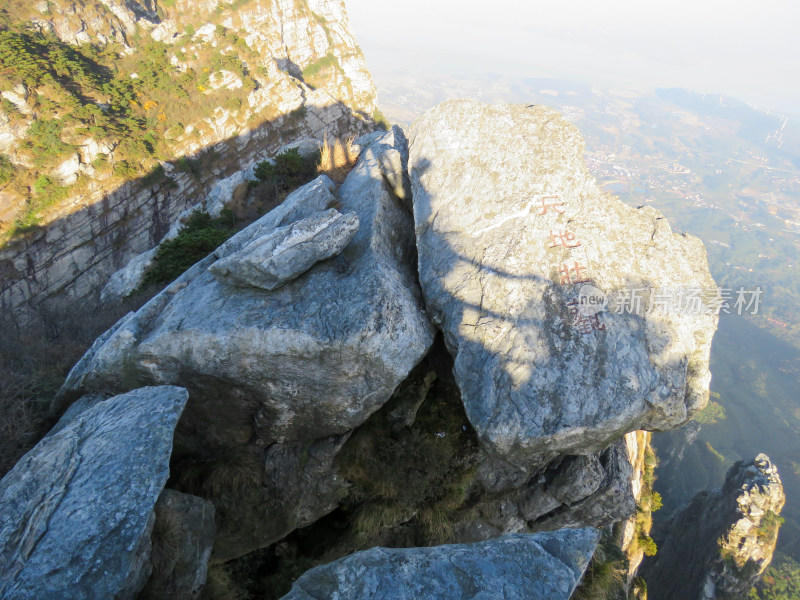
left=0, top=292, right=152, bottom=476
left=316, top=135, right=359, bottom=184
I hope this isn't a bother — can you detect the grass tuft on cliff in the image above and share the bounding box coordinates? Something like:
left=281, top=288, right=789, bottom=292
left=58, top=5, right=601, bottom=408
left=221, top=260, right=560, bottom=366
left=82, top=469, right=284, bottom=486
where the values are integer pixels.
left=572, top=530, right=629, bottom=600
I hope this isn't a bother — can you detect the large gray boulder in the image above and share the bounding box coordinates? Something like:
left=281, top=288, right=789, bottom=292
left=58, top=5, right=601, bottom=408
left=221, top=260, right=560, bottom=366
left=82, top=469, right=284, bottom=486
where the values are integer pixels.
left=409, top=100, right=718, bottom=466
left=0, top=386, right=188, bottom=600
left=57, top=130, right=434, bottom=450
left=281, top=529, right=599, bottom=600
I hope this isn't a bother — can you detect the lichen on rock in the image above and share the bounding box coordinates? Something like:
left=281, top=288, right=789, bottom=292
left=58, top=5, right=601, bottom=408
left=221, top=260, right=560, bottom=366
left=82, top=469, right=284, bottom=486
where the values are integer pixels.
left=409, top=99, right=718, bottom=467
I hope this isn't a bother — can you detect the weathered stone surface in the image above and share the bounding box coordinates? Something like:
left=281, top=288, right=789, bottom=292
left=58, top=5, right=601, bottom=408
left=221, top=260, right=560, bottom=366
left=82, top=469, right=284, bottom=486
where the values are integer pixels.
left=458, top=437, right=637, bottom=543
left=58, top=132, right=433, bottom=449
left=0, top=386, right=188, bottom=600
left=409, top=99, right=718, bottom=466
left=140, top=489, right=215, bottom=600
left=209, top=208, right=359, bottom=290
left=195, top=434, right=349, bottom=561
left=640, top=453, right=785, bottom=600
left=281, top=529, right=599, bottom=600
left=100, top=246, right=157, bottom=302
left=378, top=147, right=412, bottom=206
left=57, top=131, right=433, bottom=560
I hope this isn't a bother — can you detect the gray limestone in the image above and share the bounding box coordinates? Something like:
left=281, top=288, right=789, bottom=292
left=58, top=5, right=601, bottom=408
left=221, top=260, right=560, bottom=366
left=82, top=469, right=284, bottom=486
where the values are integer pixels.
left=281, top=529, right=600, bottom=600
left=409, top=100, right=718, bottom=466
left=0, top=386, right=188, bottom=600
left=209, top=208, right=359, bottom=290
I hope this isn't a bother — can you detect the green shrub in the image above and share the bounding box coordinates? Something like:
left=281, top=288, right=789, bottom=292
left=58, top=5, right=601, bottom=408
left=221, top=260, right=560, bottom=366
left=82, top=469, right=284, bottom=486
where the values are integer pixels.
left=140, top=164, right=166, bottom=188
left=638, top=533, right=658, bottom=557
left=254, top=148, right=319, bottom=192
left=750, top=552, right=800, bottom=599
left=301, top=53, right=337, bottom=81
left=141, top=210, right=236, bottom=286
left=372, top=107, right=390, bottom=131
left=175, top=156, right=201, bottom=177
left=24, top=119, right=73, bottom=166
left=695, top=399, right=727, bottom=424
left=756, top=511, right=785, bottom=543
left=651, top=490, right=663, bottom=511
left=113, top=160, right=140, bottom=179
left=0, top=155, right=14, bottom=185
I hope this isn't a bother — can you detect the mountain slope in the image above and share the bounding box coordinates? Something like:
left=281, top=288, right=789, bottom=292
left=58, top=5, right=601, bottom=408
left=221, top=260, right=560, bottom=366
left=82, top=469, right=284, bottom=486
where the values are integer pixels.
left=0, top=0, right=380, bottom=316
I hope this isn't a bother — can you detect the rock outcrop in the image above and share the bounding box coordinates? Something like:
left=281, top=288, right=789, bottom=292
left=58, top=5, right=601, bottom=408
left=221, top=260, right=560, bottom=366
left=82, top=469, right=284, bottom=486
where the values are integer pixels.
left=11, top=101, right=722, bottom=595
left=640, top=453, right=785, bottom=600
left=0, top=386, right=188, bottom=599
left=208, top=207, right=360, bottom=290
left=57, top=128, right=435, bottom=560
left=0, top=0, right=379, bottom=319
left=409, top=100, right=718, bottom=467
left=281, top=529, right=599, bottom=600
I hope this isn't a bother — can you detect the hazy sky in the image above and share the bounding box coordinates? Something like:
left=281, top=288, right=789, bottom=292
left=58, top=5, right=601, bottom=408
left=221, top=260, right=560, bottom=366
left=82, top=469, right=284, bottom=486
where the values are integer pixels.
left=346, top=0, right=800, bottom=116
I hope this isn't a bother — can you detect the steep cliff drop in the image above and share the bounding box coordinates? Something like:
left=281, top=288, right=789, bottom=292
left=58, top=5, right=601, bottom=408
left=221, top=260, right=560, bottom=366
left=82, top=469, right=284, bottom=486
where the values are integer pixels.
left=640, top=454, right=785, bottom=600
left=0, top=0, right=380, bottom=319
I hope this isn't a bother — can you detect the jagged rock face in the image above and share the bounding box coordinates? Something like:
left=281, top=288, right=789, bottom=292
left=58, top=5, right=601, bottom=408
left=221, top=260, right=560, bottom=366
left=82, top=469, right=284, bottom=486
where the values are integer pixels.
left=409, top=99, right=718, bottom=467
left=457, top=436, right=637, bottom=543
left=281, top=529, right=599, bottom=600
left=208, top=207, right=360, bottom=290
left=640, top=454, right=785, bottom=600
left=140, top=489, right=216, bottom=600
left=57, top=129, right=435, bottom=560
left=0, top=386, right=188, bottom=600
left=100, top=246, right=158, bottom=302
left=0, top=0, right=378, bottom=318
left=618, top=431, right=654, bottom=585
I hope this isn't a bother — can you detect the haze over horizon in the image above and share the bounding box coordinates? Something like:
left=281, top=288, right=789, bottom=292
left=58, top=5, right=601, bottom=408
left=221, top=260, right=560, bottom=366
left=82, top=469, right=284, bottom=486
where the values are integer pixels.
left=346, top=0, right=800, bottom=117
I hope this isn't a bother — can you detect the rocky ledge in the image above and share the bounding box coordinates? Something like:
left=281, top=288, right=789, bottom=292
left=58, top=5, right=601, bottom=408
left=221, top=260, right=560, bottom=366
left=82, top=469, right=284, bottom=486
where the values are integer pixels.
left=640, top=453, right=785, bottom=600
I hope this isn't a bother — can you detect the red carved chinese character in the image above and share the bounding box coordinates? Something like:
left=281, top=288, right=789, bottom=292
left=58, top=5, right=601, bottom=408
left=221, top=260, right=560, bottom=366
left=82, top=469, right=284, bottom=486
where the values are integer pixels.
left=538, top=195, right=565, bottom=215
left=559, top=261, right=591, bottom=285
left=566, top=300, right=606, bottom=334
left=548, top=229, right=581, bottom=248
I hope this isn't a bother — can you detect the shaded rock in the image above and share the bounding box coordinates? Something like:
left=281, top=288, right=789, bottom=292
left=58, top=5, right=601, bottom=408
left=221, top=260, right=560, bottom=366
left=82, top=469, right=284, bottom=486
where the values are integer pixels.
left=177, top=435, right=350, bottom=562
left=209, top=208, right=360, bottom=290
left=409, top=99, right=718, bottom=467
left=459, top=438, right=637, bottom=542
left=0, top=386, right=188, bottom=600
left=57, top=140, right=433, bottom=448
left=140, top=489, right=215, bottom=600
left=378, top=147, right=412, bottom=205
left=100, top=246, right=157, bottom=302
left=281, top=529, right=599, bottom=600
left=640, top=453, right=785, bottom=600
